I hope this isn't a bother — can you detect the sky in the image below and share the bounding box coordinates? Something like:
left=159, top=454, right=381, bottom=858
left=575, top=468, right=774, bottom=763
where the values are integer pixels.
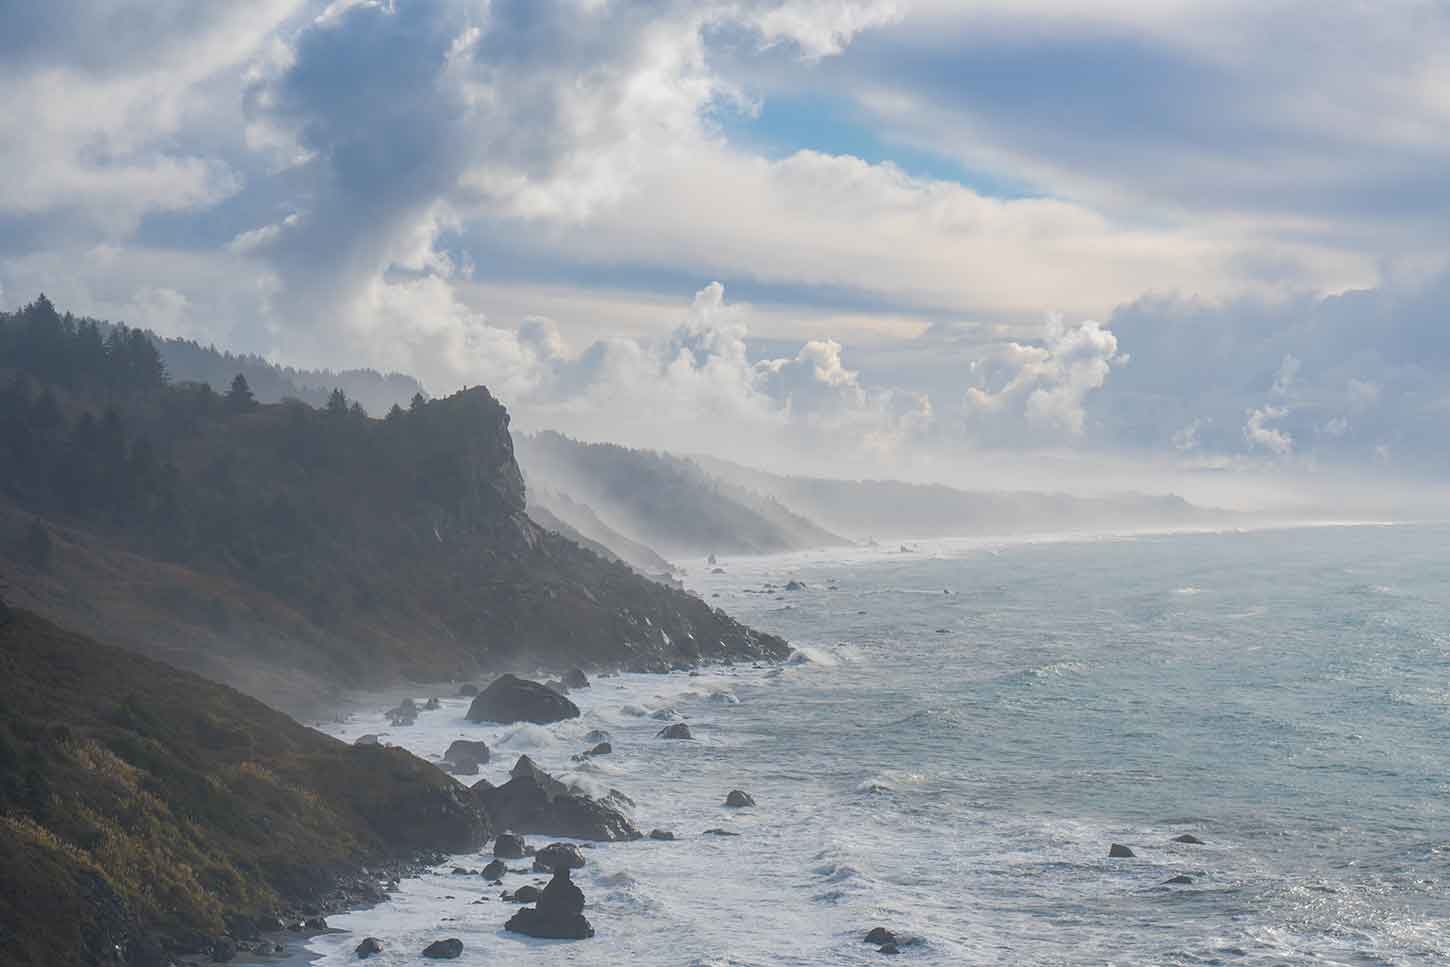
left=4, top=0, right=1450, bottom=496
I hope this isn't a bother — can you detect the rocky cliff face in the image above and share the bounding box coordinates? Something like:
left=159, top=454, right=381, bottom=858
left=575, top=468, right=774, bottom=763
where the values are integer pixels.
left=0, top=383, right=787, bottom=708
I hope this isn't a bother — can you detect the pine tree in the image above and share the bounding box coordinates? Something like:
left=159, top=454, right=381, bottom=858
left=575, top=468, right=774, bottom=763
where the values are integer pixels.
left=327, top=388, right=349, bottom=415
left=225, top=373, right=256, bottom=413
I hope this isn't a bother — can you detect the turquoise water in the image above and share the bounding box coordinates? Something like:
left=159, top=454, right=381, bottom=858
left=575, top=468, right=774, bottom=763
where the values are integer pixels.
left=315, top=524, right=1450, bottom=965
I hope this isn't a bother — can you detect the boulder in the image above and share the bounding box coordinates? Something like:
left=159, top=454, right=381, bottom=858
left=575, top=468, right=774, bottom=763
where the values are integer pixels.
left=504, top=866, right=595, bottom=940
left=1164, top=875, right=1194, bottom=885
left=477, top=773, right=641, bottom=842
left=583, top=742, right=612, bottom=757
left=355, top=937, right=384, bottom=958
left=510, top=755, right=570, bottom=797
left=533, top=842, right=587, bottom=873
left=353, top=734, right=380, bottom=747
left=724, top=790, right=755, bottom=808
left=506, top=885, right=542, bottom=903
left=648, top=829, right=675, bottom=841
left=1172, top=834, right=1205, bottom=845
left=424, top=697, right=441, bottom=710
left=1108, top=844, right=1135, bottom=858
left=444, top=739, right=491, bottom=770
left=562, top=668, right=591, bottom=690
left=657, top=723, right=693, bottom=740
left=583, top=729, right=611, bottom=744
left=421, top=938, right=463, bottom=959
left=702, top=828, right=738, bottom=837
left=482, top=859, right=507, bottom=879
left=784, top=580, right=806, bottom=591
left=493, top=833, right=528, bottom=859
left=880, top=942, right=900, bottom=955
left=466, top=674, right=580, bottom=725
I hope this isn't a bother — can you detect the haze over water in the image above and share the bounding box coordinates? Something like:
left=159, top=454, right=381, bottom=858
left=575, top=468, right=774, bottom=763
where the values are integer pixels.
left=313, top=523, right=1450, bottom=965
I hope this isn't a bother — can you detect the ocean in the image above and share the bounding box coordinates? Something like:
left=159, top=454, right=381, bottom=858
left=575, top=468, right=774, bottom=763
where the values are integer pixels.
left=306, top=523, right=1450, bottom=965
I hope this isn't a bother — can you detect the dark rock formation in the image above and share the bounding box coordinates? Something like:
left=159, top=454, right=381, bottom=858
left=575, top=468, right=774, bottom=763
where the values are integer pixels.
left=353, top=734, right=380, bottom=746
left=784, top=580, right=806, bottom=591
left=583, top=729, right=611, bottom=744
left=475, top=762, right=641, bottom=842
left=482, top=860, right=507, bottom=880
left=657, top=723, right=693, bottom=740
left=880, top=941, right=900, bottom=954
left=467, top=675, right=580, bottom=725
left=355, top=937, right=384, bottom=958
left=1109, top=844, right=1136, bottom=858
left=702, top=828, right=738, bottom=837
left=493, top=833, right=528, bottom=859
left=1172, top=834, right=1205, bottom=845
left=544, top=680, right=569, bottom=695
left=563, top=668, right=590, bottom=690
left=649, top=829, right=675, bottom=841
left=444, top=739, right=491, bottom=771
left=504, top=866, right=594, bottom=940
left=724, top=790, right=755, bottom=808
left=1164, top=875, right=1194, bottom=885
left=583, top=741, right=612, bottom=757
left=864, top=928, right=896, bottom=945
left=533, top=843, right=586, bottom=873
left=505, top=885, right=542, bottom=903
left=421, top=938, right=463, bottom=959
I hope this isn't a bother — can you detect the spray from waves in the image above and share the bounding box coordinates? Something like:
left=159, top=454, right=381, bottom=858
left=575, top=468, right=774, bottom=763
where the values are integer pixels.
left=493, top=723, right=562, bottom=750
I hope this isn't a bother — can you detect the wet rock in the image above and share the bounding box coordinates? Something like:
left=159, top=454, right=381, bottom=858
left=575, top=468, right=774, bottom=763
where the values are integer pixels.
left=583, top=729, right=611, bottom=744
left=493, top=833, right=528, bottom=859
left=864, top=928, right=896, bottom=945
left=504, top=866, right=595, bottom=940
left=657, top=723, right=693, bottom=740
left=304, top=917, right=328, bottom=931
left=354, top=937, right=384, bottom=958
left=649, top=829, right=675, bottom=841
left=421, top=938, right=463, bottom=959
left=424, top=697, right=441, bottom=711
left=1109, top=844, right=1135, bottom=858
left=583, top=741, right=612, bottom=757
left=784, top=580, right=806, bottom=591
left=724, top=790, right=755, bottom=808
left=879, top=941, right=900, bottom=955
left=386, top=698, right=419, bottom=727
left=466, top=674, right=580, bottom=725
left=544, top=680, right=569, bottom=696
left=444, top=739, right=491, bottom=771
left=1164, top=875, right=1194, bottom=885
left=505, top=885, right=542, bottom=903
left=353, top=734, right=380, bottom=747
left=476, top=767, right=641, bottom=842
left=482, top=859, right=507, bottom=879
left=533, top=842, right=586, bottom=873
left=1172, top=834, right=1205, bottom=845
left=702, top=828, right=738, bottom=837
left=562, top=668, right=590, bottom=690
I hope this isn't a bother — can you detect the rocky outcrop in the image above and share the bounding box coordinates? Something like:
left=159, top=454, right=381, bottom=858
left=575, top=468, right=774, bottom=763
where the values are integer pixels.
left=475, top=772, right=641, bottom=843
left=533, top=843, right=586, bottom=873
left=493, top=833, right=528, bottom=859
left=724, top=790, right=755, bottom=808
left=656, top=723, right=693, bottom=740
left=355, top=937, right=384, bottom=958
left=443, top=739, right=491, bottom=771
left=466, top=675, right=580, bottom=725
left=1171, top=834, right=1205, bottom=845
left=504, top=866, right=594, bottom=940
left=1109, top=844, right=1135, bottom=858
left=421, top=938, right=463, bottom=959
left=482, top=860, right=507, bottom=880
left=562, top=668, right=590, bottom=690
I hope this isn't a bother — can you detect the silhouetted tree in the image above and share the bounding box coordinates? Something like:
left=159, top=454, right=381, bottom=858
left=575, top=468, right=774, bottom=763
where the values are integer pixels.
left=225, top=373, right=256, bottom=414
left=410, top=392, right=426, bottom=412
left=386, top=403, right=404, bottom=421
left=326, top=388, right=349, bottom=416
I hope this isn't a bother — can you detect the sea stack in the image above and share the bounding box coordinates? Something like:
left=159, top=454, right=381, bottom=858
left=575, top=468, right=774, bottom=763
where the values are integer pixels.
left=504, top=865, right=595, bottom=939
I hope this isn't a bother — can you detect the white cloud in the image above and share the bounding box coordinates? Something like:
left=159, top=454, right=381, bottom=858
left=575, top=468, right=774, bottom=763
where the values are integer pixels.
left=1244, top=405, right=1293, bottom=455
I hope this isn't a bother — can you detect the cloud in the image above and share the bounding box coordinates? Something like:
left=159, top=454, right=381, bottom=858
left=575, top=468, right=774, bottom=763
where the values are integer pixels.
left=1244, top=405, right=1293, bottom=455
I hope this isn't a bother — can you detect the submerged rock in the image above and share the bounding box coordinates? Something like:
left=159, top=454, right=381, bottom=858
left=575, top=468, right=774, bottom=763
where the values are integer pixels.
left=784, top=580, right=806, bottom=591
left=421, top=938, right=463, bottom=959
left=355, top=937, right=384, bottom=958
left=1172, top=834, right=1206, bottom=845
left=1164, top=874, right=1194, bottom=885
left=466, top=674, right=580, bottom=725
left=724, top=790, right=755, bottom=808
left=583, top=741, right=612, bottom=757
left=1109, top=844, right=1136, bottom=858
left=864, top=927, right=896, bottom=945
left=533, top=842, right=587, bottom=873
left=583, top=729, right=611, bottom=744
left=657, top=723, right=693, bottom=740
left=504, top=866, right=595, bottom=940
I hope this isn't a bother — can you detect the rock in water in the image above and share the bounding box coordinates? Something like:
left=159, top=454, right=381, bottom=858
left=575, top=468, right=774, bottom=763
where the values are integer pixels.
left=533, top=842, right=586, bottom=873
left=724, top=789, right=755, bottom=808
left=563, top=668, right=591, bottom=690
left=505, top=885, right=542, bottom=903
left=355, top=937, right=384, bottom=958
left=353, top=734, right=380, bottom=747
left=493, top=833, right=528, bottom=859
left=657, top=723, right=693, bottom=740
left=583, top=741, right=612, bottom=757
left=466, top=674, right=580, bottom=725
left=482, top=859, right=507, bottom=879
left=421, top=938, right=464, bottom=959
left=583, top=729, right=611, bottom=744
left=649, top=829, right=675, bottom=841
left=1172, top=834, right=1206, bottom=845
left=784, top=580, right=806, bottom=591
left=1164, top=874, right=1194, bottom=885
left=864, top=927, right=896, bottom=945
left=444, top=739, right=491, bottom=770
left=504, top=866, right=595, bottom=940
left=1109, top=843, right=1136, bottom=858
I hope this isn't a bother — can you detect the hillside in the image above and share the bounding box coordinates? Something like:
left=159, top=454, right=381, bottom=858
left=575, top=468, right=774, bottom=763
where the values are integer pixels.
left=695, top=456, right=1225, bottom=541
left=516, top=431, right=845, bottom=557
left=0, top=297, right=788, bottom=708
left=0, top=605, right=488, bottom=967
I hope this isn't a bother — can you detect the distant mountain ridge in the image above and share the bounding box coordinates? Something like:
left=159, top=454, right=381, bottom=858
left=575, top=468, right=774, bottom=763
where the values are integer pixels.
left=693, top=455, right=1225, bottom=541
left=515, top=431, right=847, bottom=558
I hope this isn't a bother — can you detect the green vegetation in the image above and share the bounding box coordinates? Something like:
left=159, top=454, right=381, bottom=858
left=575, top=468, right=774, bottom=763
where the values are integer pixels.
left=0, top=296, right=788, bottom=702
left=0, top=607, right=488, bottom=967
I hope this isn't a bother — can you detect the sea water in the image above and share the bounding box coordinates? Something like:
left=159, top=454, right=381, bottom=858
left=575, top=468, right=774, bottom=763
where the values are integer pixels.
left=306, top=523, right=1450, bottom=965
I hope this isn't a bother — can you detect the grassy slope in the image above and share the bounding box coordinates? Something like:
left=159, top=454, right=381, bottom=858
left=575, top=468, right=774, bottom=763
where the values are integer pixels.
left=0, top=607, right=489, bottom=967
